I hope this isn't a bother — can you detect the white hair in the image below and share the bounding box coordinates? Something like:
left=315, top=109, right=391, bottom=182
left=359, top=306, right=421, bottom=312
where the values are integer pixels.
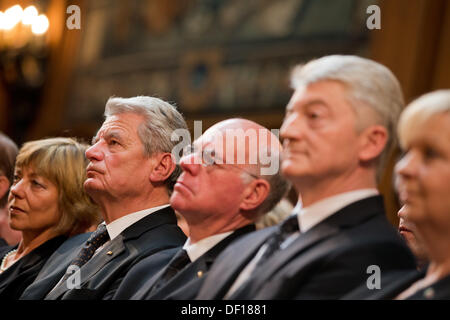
left=398, top=90, right=450, bottom=149
left=291, top=55, right=405, bottom=176
left=104, top=96, right=188, bottom=193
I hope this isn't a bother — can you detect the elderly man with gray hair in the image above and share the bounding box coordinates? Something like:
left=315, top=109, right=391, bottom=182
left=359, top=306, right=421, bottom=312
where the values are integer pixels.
left=196, top=55, right=416, bottom=300
left=29, top=96, right=188, bottom=300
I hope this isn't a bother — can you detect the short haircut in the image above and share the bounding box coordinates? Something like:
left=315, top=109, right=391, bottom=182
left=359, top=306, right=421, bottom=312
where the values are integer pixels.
left=15, top=138, right=101, bottom=236
left=104, top=96, right=188, bottom=193
left=398, top=90, right=450, bottom=149
left=291, top=55, right=405, bottom=178
left=0, top=132, right=18, bottom=207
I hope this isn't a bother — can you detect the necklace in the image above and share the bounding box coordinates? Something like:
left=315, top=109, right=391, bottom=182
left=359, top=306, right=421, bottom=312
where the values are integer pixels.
left=0, top=249, right=18, bottom=273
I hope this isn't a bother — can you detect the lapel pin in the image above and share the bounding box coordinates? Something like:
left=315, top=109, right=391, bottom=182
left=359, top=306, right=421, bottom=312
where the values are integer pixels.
left=197, top=270, right=203, bottom=278
left=106, top=251, right=113, bottom=256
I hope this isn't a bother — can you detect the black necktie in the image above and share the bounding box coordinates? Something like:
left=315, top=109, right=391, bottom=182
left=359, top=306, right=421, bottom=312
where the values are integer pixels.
left=62, top=224, right=110, bottom=281
left=256, top=214, right=299, bottom=266
left=151, top=249, right=191, bottom=293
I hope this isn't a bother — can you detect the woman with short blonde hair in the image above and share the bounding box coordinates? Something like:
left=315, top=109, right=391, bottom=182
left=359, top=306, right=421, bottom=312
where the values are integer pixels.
left=0, top=137, right=101, bottom=299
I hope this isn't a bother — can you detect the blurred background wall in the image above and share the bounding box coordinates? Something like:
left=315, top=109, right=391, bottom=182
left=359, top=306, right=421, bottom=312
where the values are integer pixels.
left=1, top=0, right=449, bottom=224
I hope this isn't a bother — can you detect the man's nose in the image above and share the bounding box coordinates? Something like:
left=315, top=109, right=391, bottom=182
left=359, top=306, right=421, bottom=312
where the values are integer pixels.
left=179, top=153, right=202, bottom=176
left=85, top=141, right=104, bottom=162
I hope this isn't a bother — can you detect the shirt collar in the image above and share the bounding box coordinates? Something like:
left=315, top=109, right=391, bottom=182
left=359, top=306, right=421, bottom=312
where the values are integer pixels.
left=105, top=204, right=170, bottom=240
left=297, top=189, right=379, bottom=233
left=183, top=231, right=233, bottom=262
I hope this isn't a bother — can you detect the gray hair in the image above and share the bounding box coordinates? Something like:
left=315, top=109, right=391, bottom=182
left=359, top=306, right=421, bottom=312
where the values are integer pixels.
left=104, top=96, right=188, bottom=193
left=398, top=90, right=450, bottom=149
left=291, top=55, right=405, bottom=178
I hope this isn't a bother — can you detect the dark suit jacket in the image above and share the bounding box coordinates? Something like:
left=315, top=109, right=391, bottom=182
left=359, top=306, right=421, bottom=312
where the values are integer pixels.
left=114, top=224, right=256, bottom=300
left=19, top=232, right=92, bottom=300
left=345, top=266, right=450, bottom=300
left=197, top=196, right=417, bottom=300
left=406, top=273, right=450, bottom=300
left=0, top=235, right=67, bottom=299
left=44, top=206, right=186, bottom=300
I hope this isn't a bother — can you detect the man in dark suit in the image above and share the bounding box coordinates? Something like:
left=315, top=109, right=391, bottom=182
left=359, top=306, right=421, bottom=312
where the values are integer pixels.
left=197, top=55, right=417, bottom=300
left=42, top=96, right=188, bottom=300
left=113, top=118, right=289, bottom=299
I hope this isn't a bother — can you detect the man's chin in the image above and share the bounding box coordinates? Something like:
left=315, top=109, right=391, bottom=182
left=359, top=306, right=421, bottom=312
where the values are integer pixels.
left=83, top=180, right=104, bottom=194
left=281, top=162, right=307, bottom=178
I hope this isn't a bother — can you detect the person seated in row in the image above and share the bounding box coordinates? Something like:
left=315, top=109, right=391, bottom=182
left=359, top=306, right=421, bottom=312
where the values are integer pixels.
left=0, top=138, right=101, bottom=299
left=0, top=132, right=21, bottom=248
left=28, top=96, right=188, bottom=300
left=364, top=90, right=450, bottom=300
left=113, top=118, right=289, bottom=299
left=196, top=55, right=416, bottom=300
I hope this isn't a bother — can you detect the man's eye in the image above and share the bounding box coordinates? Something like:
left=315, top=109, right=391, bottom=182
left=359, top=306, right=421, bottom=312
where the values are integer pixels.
left=13, top=175, right=21, bottom=183
left=109, top=140, right=120, bottom=146
left=202, top=149, right=216, bottom=166
left=307, top=112, right=320, bottom=119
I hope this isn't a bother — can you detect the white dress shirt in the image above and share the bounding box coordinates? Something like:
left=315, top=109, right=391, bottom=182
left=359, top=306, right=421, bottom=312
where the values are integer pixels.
left=183, top=231, right=233, bottom=262
left=225, top=189, right=379, bottom=297
left=105, top=204, right=171, bottom=241
left=93, top=204, right=171, bottom=256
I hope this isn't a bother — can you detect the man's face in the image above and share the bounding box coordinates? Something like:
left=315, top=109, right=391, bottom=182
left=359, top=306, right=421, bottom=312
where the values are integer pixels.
left=84, top=112, right=153, bottom=202
left=280, top=80, right=362, bottom=186
left=170, top=128, right=250, bottom=221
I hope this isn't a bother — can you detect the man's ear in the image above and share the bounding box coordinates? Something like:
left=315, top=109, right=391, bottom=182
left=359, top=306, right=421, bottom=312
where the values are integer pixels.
left=0, top=176, right=10, bottom=199
left=149, top=153, right=176, bottom=183
left=358, top=125, right=388, bottom=162
left=240, top=179, right=270, bottom=212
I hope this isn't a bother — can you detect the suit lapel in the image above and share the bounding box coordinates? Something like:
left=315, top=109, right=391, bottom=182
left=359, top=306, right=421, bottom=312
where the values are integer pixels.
left=121, top=206, right=178, bottom=241
left=47, top=236, right=126, bottom=299
left=49, top=207, right=178, bottom=299
left=76, top=236, right=126, bottom=285
left=197, top=226, right=275, bottom=299
left=231, top=196, right=385, bottom=298
left=230, top=222, right=340, bottom=299
left=150, top=225, right=256, bottom=299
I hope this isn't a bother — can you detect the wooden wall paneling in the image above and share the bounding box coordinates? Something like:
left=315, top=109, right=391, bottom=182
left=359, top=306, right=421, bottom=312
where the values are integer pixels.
left=370, top=0, right=448, bottom=225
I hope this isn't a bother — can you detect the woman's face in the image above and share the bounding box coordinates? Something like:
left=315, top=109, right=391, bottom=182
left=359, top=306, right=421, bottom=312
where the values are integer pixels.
left=395, top=114, right=450, bottom=230
left=7, top=166, right=61, bottom=235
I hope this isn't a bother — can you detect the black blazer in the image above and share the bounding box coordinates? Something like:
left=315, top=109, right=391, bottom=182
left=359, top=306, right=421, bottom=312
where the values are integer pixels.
left=44, top=206, right=186, bottom=300
left=0, top=235, right=67, bottom=299
left=197, top=196, right=417, bottom=300
left=345, top=266, right=450, bottom=300
left=19, top=232, right=92, bottom=300
left=114, top=224, right=256, bottom=300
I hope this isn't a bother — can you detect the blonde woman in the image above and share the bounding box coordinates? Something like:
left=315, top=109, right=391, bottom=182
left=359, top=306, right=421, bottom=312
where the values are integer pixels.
left=0, top=138, right=101, bottom=299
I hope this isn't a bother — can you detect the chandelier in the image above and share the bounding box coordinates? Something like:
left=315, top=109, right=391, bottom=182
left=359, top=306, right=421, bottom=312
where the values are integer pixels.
left=0, top=4, right=50, bottom=143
